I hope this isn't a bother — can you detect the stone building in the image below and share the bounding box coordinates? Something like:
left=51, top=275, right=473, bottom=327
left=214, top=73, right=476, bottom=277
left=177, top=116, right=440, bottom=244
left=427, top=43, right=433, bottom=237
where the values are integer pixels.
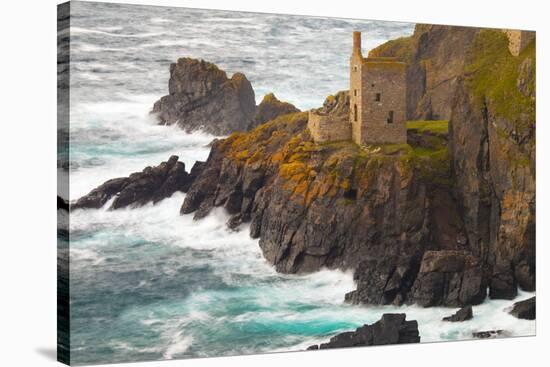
left=308, top=92, right=351, bottom=143
left=308, top=31, right=407, bottom=145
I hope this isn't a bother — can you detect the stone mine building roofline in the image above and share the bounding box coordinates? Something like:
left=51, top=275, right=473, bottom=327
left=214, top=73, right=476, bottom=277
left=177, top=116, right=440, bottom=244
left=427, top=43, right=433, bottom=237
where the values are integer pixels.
left=360, top=56, right=406, bottom=69
left=362, top=56, right=400, bottom=63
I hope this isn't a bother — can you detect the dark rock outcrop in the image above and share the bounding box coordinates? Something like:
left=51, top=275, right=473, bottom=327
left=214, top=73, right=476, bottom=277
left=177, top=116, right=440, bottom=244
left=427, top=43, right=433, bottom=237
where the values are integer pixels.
left=410, top=251, right=486, bottom=307
left=472, top=330, right=509, bottom=339
left=448, top=32, right=536, bottom=299
left=73, top=156, right=195, bottom=210
left=180, top=106, right=476, bottom=306
left=307, top=314, right=419, bottom=350
left=369, top=24, right=478, bottom=120
left=344, top=256, right=421, bottom=306
left=313, top=90, right=350, bottom=119
left=178, top=28, right=535, bottom=306
left=253, top=93, right=300, bottom=128
left=167, top=26, right=535, bottom=309
left=509, top=296, right=535, bottom=320
left=443, top=305, right=473, bottom=322
left=151, top=58, right=257, bottom=135
left=57, top=196, right=69, bottom=211
left=373, top=26, right=536, bottom=300
left=151, top=58, right=300, bottom=135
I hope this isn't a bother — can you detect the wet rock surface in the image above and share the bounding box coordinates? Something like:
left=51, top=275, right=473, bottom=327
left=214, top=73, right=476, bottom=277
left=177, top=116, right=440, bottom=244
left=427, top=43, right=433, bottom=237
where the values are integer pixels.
left=180, top=107, right=477, bottom=306
left=410, top=251, right=486, bottom=307
left=372, top=25, right=536, bottom=300
left=472, top=330, right=509, bottom=339
left=151, top=58, right=257, bottom=135
left=151, top=58, right=299, bottom=135
left=85, top=27, right=535, bottom=311
left=442, top=305, right=473, bottom=322
left=253, top=92, right=300, bottom=128
left=509, top=296, right=535, bottom=320
left=307, top=314, right=420, bottom=350
left=73, top=155, right=196, bottom=210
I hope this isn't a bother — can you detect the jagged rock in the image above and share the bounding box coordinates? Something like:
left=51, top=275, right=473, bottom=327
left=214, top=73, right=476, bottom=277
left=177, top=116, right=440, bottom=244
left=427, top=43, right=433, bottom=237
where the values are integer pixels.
left=409, top=251, right=486, bottom=307
left=180, top=141, right=228, bottom=217
left=253, top=93, right=300, bottom=128
left=71, top=177, right=129, bottom=210
left=314, top=90, right=350, bottom=118
left=180, top=108, right=473, bottom=308
left=185, top=161, right=206, bottom=192
left=509, top=296, right=535, bottom=320
left=472, top=330, right=508, bottom=339
left=369, top=24, right=478, bottom=120
left=151, top=58, right=257, bottom=135
left=73, top=156, right=191, bottom=210
left=373, top=28, right=536, bottom=300
left=489, top=263, right=518, bottom=300
left=57, top=196, right=69, bottom=211
left=345, top=255, right=421, bottom=306
left=151, top=59, right=300, bottom=135
left=448, top=32, right=536, bottom=298
left=179, top=28, right=535, bottom=308
left=307, top=314, right=419, bottom=350
left=443, top=305, right=473, bottom=322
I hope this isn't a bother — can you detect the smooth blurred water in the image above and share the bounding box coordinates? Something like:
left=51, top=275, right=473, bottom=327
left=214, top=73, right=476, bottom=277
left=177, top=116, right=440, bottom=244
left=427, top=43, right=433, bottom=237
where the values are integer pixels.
left=64, top=2, right=534, bottom=365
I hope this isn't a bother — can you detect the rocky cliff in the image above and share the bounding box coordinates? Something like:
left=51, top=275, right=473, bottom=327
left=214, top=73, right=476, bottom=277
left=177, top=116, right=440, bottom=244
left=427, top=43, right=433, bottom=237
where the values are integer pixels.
left=180, top=92, right=487, bottom=306
left=151, top=58, right=299, bottom=135
left=73, top=156, right=201, bottom=210
left=307, top=313, right=419, bottom=350
left=369, top=24, right=478, bottom=120
left=450, top=30, right=536, bottom=297
left=80, top=26, right=535, bottom=309
left=180, top=26, right=535, bottom=306
left=252, top=92, right=300, bottom=129
left=370, top=26, right=535, bottom=298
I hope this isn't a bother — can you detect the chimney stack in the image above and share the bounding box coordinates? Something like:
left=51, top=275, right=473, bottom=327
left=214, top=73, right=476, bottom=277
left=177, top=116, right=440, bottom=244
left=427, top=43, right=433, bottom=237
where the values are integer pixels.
left=353, top=31, right=362, bottom=55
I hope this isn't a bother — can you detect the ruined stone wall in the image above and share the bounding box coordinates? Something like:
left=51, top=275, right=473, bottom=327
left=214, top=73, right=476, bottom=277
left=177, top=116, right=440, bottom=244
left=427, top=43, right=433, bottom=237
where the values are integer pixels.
left=505, top=30, right=536, bottom=56
left=350, top=47, right=364, bottom=144
left=358, top=60, right=407, bottom=145
left=308, top=111, right=352, bottom=143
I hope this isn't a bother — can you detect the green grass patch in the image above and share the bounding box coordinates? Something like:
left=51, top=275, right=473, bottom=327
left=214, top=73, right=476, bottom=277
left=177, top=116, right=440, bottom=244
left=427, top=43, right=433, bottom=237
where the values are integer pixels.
left=368, top=36, right=417, bottom=64
left=465, top=30, right=535, bottom=129
left=406, top=120, right=449, bottom=135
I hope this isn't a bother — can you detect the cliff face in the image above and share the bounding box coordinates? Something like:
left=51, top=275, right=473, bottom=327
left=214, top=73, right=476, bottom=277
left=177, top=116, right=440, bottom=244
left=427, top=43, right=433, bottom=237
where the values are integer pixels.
left=449, top=31, right=536, bottom=296
left=180, top=97, right=485, bottom=306
left=307, top=314, right=420, bottom=350
left=368, top=27, right=536, bottom=297
left=73, top=156, right=199, bottom=210
left=181, top=26, right=535, bottom=305
left=252, top=92, right=300, bottom=130
left=151, top=58, right=299, bottom=135
left=152, top=58, right=257, bottom=135
left=85, top=27, right=534, bottom=308
left=369, top=25, right=478, bottom=120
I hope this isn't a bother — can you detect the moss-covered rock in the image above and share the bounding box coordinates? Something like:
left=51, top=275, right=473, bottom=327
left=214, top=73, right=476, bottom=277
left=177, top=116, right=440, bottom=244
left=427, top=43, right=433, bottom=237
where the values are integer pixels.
left=373, top=24, right=536, bottom=297
left=450, top=30, right=536, bottom=297
left=181, top=107, right=473, bottom=306
left=369, top=25, right=479, bottom=120
left=252, top=92, right=300, bottom=129
left=465, top=30, right=535, bottom=130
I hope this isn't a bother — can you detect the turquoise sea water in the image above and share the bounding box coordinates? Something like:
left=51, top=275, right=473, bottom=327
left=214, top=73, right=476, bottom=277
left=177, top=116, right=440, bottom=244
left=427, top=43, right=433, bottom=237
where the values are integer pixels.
left=62, top=2, right=535, bottom=365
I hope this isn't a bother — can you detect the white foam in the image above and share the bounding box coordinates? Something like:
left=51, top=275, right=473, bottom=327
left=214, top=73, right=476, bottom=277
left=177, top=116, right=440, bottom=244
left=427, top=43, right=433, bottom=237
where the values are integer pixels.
left=70, top=248, right=105, bottom=266
left=71, top=26, right=175, bottom=38
left=68, top=96, right=215, bottom=199
left=163, top=333, right=193, bottom=359
left=150, top=17, right=174, bottom=24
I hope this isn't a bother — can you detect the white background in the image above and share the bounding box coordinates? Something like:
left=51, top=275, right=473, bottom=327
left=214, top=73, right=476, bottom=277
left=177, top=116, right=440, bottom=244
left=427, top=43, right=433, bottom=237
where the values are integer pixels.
left=0, top=0, right=548, bottom=366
